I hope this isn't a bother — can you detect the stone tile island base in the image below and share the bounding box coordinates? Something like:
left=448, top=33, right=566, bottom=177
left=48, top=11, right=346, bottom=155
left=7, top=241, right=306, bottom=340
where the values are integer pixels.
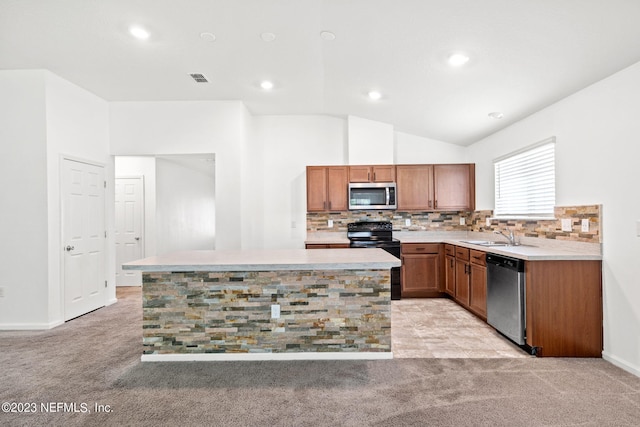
left=141, top=269, right=392, bottom=361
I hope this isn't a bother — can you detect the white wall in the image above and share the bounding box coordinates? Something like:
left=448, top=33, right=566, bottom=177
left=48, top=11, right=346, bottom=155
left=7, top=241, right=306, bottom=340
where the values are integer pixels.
left=0, top=70, right=111, bottom=329
left=348, top=115, right=394, bottom=164
left=109, top=101, right=246, bottom=249
left=466, top=61, right=640, bottom=377
left=44, top=71, right=113, bottom=316
left=254, top=115, right=347, bottom=248
left=0, top=70, right=49, bottom=327
left=395, top=131, right=468, bottom=164
left=156, top=155, right=215, bottom=254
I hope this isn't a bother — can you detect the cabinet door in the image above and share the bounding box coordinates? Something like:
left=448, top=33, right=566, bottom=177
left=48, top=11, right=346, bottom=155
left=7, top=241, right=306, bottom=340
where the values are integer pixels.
left=433, top=164, right=475, bottom=211
left=455, top=259, right=470, bottom=307
left=396, top=165, right=433, bottom=210
left=445, top=255, right=456, bottom=296
left=305, top=243, right=350, bottom=249
left=306, top=166, right=328, bottom=212
left=326, top=167, right=348, bottom=211
left=372, top=165, right=396, bottom=182
left=348, top=166, right=372, bottom=183
left=469, top=264, right=487, bottom=319
left=401, top=253, right=440, bottom=297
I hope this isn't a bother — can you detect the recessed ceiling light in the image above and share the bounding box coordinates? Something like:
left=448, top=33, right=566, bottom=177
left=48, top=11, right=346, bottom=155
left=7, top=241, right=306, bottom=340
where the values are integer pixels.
left=200, top=32, right=216, bottom=42
left=260, top=32, right=276, bottom=42
left=260, top=80, right=274, bottom=90
left=320, top=31, right=336, bottom=41
left=488, top=111, right=504, bottom=119
left=448, top=53, right=469, bottom=67
left=368, top=91, right=382, bottom=101
left=129, top=26, right=150, bottom=40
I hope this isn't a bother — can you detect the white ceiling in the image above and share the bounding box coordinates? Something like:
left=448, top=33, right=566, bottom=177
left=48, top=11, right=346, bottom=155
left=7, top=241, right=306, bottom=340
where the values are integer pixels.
left=3, top=0, right=640, bottom=145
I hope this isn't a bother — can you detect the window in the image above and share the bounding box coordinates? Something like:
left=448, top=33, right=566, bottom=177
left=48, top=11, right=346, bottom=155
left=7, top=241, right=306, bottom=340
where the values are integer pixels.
left=494, top=137, right=555, bottom=217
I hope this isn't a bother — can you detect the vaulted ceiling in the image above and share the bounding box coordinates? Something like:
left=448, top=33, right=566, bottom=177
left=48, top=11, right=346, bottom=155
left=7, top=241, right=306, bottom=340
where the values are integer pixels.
left=3, top=0, right=640, bottom=145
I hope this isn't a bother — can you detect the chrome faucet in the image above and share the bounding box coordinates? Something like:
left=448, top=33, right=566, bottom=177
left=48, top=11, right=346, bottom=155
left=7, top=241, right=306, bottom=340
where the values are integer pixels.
left=494, top=228, right=516, bottom=245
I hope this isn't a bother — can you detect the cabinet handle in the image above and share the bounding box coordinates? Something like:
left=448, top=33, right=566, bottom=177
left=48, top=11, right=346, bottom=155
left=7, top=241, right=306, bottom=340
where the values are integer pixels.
left=324, top=201, right=327, bottom=209
left=373, top=172, right=376, bottom=181
left=368, top=172, right=371, bottom=181
left=328, top=201, right=332, bottom=210
left=450, top=259, right=454, bottom=268
left=434, top=200, right=438, bottom=208
left=428, top=200, right=432, bottom=208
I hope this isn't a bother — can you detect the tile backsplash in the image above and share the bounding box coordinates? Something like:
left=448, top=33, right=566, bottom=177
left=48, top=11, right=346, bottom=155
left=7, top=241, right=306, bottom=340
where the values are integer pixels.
left=307, top=204, right=601, bottom=243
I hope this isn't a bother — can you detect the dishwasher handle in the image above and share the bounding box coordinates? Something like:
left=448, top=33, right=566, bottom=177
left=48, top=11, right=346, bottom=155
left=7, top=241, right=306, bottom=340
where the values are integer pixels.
left=486, top=253, right=525, bottom=272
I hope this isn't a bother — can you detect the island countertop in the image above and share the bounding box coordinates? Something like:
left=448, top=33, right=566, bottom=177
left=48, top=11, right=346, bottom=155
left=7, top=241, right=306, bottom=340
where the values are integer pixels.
left=123, top=248, right=401, bottom=272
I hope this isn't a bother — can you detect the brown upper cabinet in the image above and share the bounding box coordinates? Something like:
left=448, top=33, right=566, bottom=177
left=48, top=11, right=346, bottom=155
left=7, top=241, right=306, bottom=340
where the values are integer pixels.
left=306, top=166, right=348, bottom=212
left=397, top=164, right=475, bottom=211
left=348, top=165, right=396, bottom=183
left=434, top=164, right=476, bottom=211
left=396, top=165, right=435, bottom=210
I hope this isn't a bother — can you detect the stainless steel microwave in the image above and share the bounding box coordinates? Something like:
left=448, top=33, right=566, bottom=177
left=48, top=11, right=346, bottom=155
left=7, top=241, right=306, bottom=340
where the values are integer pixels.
left=348, top=182, right=397, bottom=210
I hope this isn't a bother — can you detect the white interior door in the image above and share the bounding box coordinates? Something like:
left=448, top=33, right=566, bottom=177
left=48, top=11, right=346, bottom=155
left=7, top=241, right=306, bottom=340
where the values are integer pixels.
left=62, top=158, right=106, bottom=320
left=115, top=177, right=144, bottom=286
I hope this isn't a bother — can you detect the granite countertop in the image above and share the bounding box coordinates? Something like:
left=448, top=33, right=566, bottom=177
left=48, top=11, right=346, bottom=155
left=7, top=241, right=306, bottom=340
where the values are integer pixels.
left=123, top=248, right=401, bottom=272
left=305, top=231, right=602, bottom=261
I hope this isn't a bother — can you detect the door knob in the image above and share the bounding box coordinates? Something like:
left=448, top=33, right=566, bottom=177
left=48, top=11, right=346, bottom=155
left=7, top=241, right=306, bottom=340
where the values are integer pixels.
left=135, top=237, right=140, bottom=241
left=65, top=245, right=75, bottom=252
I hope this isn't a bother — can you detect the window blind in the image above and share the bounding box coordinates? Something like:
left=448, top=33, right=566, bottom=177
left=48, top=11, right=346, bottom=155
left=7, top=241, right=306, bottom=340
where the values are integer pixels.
left=494, top=138, right=555, bottom=217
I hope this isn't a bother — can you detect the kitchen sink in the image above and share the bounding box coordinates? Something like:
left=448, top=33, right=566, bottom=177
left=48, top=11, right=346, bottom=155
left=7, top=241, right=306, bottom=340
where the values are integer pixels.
left=461, top=240, right=512, bottom=247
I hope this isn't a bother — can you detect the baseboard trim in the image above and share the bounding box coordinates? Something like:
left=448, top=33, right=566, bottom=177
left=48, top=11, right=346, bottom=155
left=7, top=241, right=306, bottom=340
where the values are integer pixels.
left=0, top=320, right=64, bottom=330
left=106, top=297, right=118, bottom=306
left=602, top=351, right=640, bottom=378
left=141, top=352, right=393, bottom=362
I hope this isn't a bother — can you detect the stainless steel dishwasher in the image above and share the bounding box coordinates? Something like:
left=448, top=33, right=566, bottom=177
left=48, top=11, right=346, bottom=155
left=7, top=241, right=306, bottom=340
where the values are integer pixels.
left=486, top=253, right=526, bottom=345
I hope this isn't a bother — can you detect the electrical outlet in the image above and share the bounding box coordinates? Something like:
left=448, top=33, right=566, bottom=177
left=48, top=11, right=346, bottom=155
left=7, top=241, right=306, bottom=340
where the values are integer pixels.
left=405, top=219, right=411, bottom=226
left=271, top=304, right=280, bottom=319
left=328, top=219, right=333, bottom=228
left=486, top=218, right=492, bottom=227
left=459, top=217, right=466, bottom=225
left=561, top=218, right=572, bottom=232
left=581, top=218, right=589, bottom=232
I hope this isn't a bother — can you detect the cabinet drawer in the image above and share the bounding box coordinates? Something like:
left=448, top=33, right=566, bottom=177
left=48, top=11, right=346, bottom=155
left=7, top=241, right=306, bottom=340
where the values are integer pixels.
left=402, top=243, right=440, bottom=254
left=455, top=247, right=470, bottom=260
left=444, top=244, right=455, bottom=257
left=470, top=250, right=486, bottom=266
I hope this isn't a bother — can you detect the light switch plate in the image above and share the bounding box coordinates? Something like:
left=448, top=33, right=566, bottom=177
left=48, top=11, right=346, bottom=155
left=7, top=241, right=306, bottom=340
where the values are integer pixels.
left=486, top=218, right=492, bottom=227
left=328, top=219, right=333, bottom=228
left=459, top=217, right=466, bottom=225
left=561, top=218, right=572, bottom=232
left=581, top=218, right=589, bottom=232
left=405, top=219, right=411, bottom=226
left=636, top=220, right=640, bottom=237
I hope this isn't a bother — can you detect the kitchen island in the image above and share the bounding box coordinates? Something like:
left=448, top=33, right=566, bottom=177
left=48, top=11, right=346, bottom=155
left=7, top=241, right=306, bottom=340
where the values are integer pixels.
left=123, top=248, right=400, bottom=361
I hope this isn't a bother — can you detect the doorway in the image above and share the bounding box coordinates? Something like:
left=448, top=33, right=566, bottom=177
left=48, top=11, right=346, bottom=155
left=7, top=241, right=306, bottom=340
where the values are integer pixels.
left=115, top=177, right=144, bottom=286
left=114, top=154, right=215, bottom=277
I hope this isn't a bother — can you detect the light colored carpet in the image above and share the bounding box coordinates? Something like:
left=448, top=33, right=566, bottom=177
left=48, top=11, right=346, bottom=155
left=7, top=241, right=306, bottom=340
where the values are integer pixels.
left=1, top=287, right=639, bottom=426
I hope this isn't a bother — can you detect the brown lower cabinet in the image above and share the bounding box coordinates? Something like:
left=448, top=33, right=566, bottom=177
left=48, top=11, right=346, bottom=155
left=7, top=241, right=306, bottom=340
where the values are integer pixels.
left=400, top=243, right=443, bottom=297
left=468, top=250, right=487, bottom=320
left=305, top=243, right=350, bottom=249
left=436, top=243, right=601, bottom=357
left=525, top=260, right=602, bottom=357
left=454, top=246, right=470, bottom=307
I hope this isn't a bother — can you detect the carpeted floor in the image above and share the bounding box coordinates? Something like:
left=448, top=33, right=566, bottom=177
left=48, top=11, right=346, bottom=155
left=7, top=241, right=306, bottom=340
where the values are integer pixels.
left=1, top=287, right=639, bottom=426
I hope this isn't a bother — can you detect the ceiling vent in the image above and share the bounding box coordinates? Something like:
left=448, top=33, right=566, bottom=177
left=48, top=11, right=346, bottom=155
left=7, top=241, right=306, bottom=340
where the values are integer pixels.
left=189, top=73, right=209, bottom=83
